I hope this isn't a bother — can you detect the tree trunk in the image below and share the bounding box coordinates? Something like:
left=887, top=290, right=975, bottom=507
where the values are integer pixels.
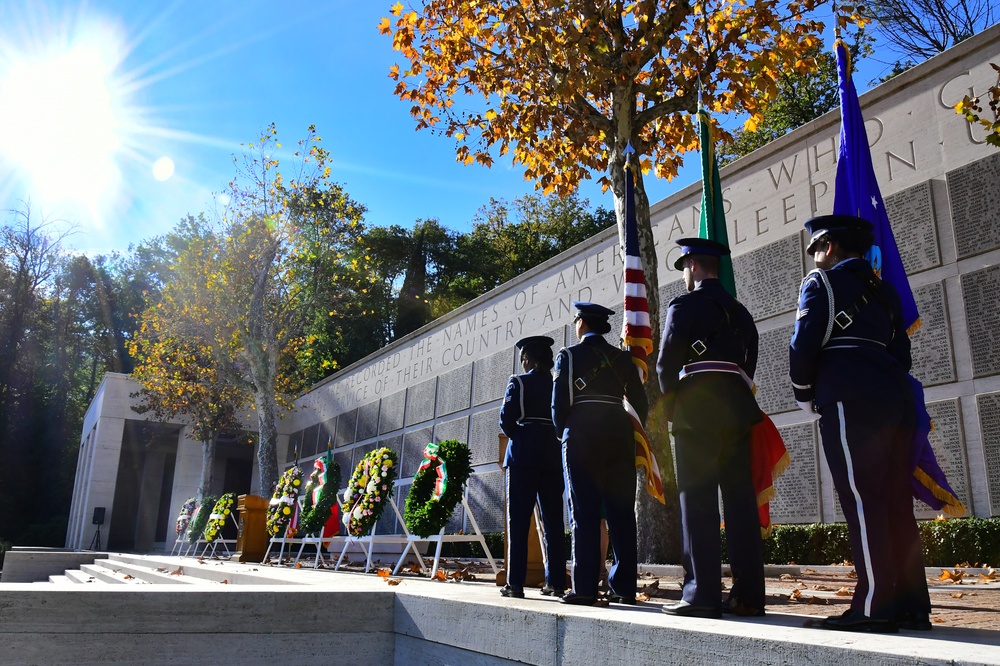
left=198, top=434, right=216, bottom=501
left=254, top=387, right=280, bottom=496
left=608, top=150, right=682, bottom=565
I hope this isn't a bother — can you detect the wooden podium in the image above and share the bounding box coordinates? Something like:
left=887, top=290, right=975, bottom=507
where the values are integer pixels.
left=496, top=433, right=547, bottom=588
left=232, top=494, right=269, bottom=563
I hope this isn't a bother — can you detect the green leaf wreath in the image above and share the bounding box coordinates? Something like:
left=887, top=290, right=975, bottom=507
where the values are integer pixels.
left=404, top=440, right=472, bottom=538
left=203, top=493, right=236, bottom=542
left=298, top=456, right=342, bottom=535
left=267, top=466, right=303, bottom=537
left=174, top=497, right=197, bottom=536
left=341, top=447, right=398, bottom=537
left=187, top=496, right=217, bottom=544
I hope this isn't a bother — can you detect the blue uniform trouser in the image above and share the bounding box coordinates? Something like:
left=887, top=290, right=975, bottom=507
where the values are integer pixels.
left=819, top=397, right=930, bottom=620
left=505, top=465, right=567, bottom=590
left=562, top=411, right=637, bottom=599
left=673, top=422, right=764, bottom=609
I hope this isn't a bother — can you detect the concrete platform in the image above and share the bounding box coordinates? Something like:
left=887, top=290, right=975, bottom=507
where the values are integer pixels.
left=0, top=553, right=997, bottom=665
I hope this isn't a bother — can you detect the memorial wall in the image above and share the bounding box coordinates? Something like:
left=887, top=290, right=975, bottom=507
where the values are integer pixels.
left=279, top=24, right=1000, bottom=533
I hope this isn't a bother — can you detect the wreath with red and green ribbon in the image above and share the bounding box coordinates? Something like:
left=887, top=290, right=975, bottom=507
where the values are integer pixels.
left=267, top=466, right=303, bottom=537
left=403, top=439, right=472, bottom=538
left=341, top=447, right=398, bottom=537
left=298, top=455, right=342, bottom=535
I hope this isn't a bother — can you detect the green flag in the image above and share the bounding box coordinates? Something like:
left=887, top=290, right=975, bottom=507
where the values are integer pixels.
left=696, top=104, right=737, bottom=297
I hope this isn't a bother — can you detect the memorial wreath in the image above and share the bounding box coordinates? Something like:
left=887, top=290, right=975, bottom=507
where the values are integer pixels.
left=187, top=495, right=217, bottom=544
left=267, top=465, right=303, bottom=537
left=298, top=456, right=342, bottom=535
left=403, top=440, right=472, bottom=538
left=174, top=497, right=197, bottom=536
left=341, top=447, right=397, bottom=537
left=203, top=493, right=235, bottom=542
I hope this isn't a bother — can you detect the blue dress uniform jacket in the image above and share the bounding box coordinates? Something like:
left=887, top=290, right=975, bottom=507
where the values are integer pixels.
left=552, top=334, right=647, bottom=600
left=789, top=257, right=930, bottom=622
left=655, top=278, right=765, bottom=612
left=499, top=368, right=566, bottom=592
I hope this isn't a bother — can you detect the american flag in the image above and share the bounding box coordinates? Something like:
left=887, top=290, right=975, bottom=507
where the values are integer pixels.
left=621, top=150, right=664, bottom=504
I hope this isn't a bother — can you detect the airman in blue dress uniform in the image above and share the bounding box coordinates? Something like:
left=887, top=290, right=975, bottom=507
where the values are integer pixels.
left=790, top=214, right=930, bottom=633
left=656, top=238, right=764, bottom=619
left=498, top=335, right=567, bottom=599
left=553, top=302, right=648, bottom=605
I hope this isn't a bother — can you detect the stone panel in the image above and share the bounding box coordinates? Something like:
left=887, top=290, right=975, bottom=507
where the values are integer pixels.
left=469, top=407, right=503, bottom=467
left=436, top=365, right=472, bottom=417
left=961, top=265, right=1000, bottom=378
left=884, top=181, right=941, bottom=274
left=333, top=450, right=353, bottom=487
left=909, top=281, right=955, bottom=387
left=659, top=278, right=687, bottom=310
left=401, top=427, right=434, bottom=479
left=914, top=399, right=969, bottom=518
left=754, top=325, right=796, bottom=415
left=301, top=424, right=320, bottom=459
left=948, top=151, right=1000, bottom=259
left=473, top=350, right=515, bottom=406
left=976, top=392, right=1000, bottom=515
left=732, top=234, right=802, bottom=321
left=466, top=470, right=505, bottom=533
left=319, top=417, right=337, bottom=450
left=434, top=416, right=469, bottom=445
left=356, top=402, right=380, bottom=441
left=405, top=378, right=438, bottom=426
left=379, top=391, right=406, bottom=434
left=335, top=408, right=358, bottom=448
left=770, top=422, right=820, bottom=524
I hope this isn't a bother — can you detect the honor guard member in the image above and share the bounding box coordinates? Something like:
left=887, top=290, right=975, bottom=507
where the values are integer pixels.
left=790, top=215, right=930, bottom=633
left=656, top=238, right=765, bottom=619
left=498, top=335, right=567, bottom=599
left=552, top=302, right=648, bottom=606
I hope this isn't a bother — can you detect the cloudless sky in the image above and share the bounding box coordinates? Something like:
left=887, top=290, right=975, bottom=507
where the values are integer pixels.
left=0, top=1, right=875, bottom=256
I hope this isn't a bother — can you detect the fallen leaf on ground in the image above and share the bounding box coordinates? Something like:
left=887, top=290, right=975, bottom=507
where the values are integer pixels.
left=295, top=563, right=303, bottom=569
left=408, top=563, right=422, bottom=573
left=939, top=569, right=964, bottom=583
left=789, top=589, right=802, bottom=601
left=123, top=574, right=134, bottom=580
left=804, top=596, right=829, bottom=605
left=377, top=568, right=392, bottom=578
left=779, top=573, right=797, bottom=581
left=386, top=578, right=401, bottom=586
left=432, top=570, right=447, bottom=581
left=804, top=568, right=816, bottom=574
left=835, top=587, right=852, bottom=596
left=933, top=618, right=945, bottom=624
left=950, top=592, right=964, bottom=599
left=636, top=592, right=650, bottom=602
left=221, top=579, right=229, bottom=584
left=812, top=584, right=834, bottom=591
left=846, top=570, right=857, bottom=579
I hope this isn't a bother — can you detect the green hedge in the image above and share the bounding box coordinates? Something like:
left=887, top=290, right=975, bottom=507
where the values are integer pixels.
left=722, top=518, right=1000, bottom=567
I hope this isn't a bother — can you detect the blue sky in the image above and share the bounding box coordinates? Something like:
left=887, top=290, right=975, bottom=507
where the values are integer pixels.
left=0, top=1, right=872, bottom=256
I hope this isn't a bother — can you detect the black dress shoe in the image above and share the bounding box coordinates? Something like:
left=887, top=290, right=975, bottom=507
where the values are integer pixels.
left=560, top=593, right=598, bottom=606
left=499, top=584, right=524, bottom=599
left=896, top=612, right=932, bottom=631
left=540, top=585, right=564, bottom=597
left=661, top=600, right=722, bottom=619
left=822, top=610, right=898, bottom=633
left=607, top=593, right=637, bottom=605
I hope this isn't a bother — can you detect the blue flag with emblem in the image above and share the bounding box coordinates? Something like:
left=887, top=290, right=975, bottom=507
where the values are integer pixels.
left=833, top=39, right=964, bottom=517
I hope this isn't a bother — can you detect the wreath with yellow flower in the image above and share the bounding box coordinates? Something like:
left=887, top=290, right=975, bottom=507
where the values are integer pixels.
left=174, top=497, right=197, bottom=536
left=341, top=447, right=397, bottom=537
left=267, top=466, right=303, bottom=537
left=187, top=496, right=217, bottom=544
left=298, top=456, right=342, bottom=535
left=403, top=440, right=472, bottom=538
left=203, top=493, right=236, bottom=542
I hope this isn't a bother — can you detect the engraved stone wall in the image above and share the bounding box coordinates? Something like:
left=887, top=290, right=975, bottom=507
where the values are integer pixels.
left=287, top=431, right=302, bottom=463
left=356, top=402, right=380, bottom=441
left=401, top=427, right=434, bottom=478
left=961, top=265, right=1000, bottom=378
left=770, top=422, right=821, bottom=523
left=948, top=151, right=1000, bottom=259
left=469, top=407, right=503, bottom=467
left=754, top=325, right=796, bottom=414
left=473, top=350, right=515, bottom=406
left=379, top=391, right=406, bottom=434
left=884, top=181, right=940, bottom=274
left=301, top=424, right=320, bottom=459
left=436, top=365, right=472, bottom=417
left=434, top=416, right=469, bottom=445
left=467, top=470, right=505, bottom=533
left=335, top=409, right=357, bottom=448
left=405, top=378, right=438, bottom=426
left=976, top=392, right=1000, bottom=515
left=732, top=234, right=802, bottom=321
left=909, top=282, right=955, bottom=386
left=319, top=417, right=337, bottom=449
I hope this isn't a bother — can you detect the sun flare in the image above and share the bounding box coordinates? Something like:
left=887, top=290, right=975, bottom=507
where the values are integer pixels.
left=0, top=29, right=127, bottom=211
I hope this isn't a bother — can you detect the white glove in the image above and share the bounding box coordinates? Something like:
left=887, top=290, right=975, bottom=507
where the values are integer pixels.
left=797, top=400, right=816, bottom=414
